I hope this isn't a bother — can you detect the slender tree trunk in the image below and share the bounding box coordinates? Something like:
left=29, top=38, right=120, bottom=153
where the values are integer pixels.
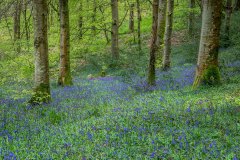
left=193, top=0, right=222, bottom=88
left=23, top=0, right=29, bottom=41
left=58, top=0, right=72, bottom=86
left=224, top=0, right=232, bottom=47
left=136, top=0, right=141, bottom=51
left=78, top=0, right=83, bottom=39
left=30, top=0, right=50, bottom=104
left=148, top=0, right=159, bottom=86
left=156, top=0, right=167, bottom=66
left=188, top=0, right=195, bottom=38
left=92, top=0, right=97, bottom=35
left=162, top=0, right=174, bottom=70
left=111, top=0, right=119, bottom=60
left=14, top=0, right=21, bottom=53
left=129, top=3, right=134, bottom=33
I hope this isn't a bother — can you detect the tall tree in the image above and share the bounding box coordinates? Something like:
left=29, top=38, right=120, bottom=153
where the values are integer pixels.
left=58, top=0, right=72, bottom=86
left=129, top=3, right=134, bottom=33
left=193, top=0, right=222, bottom=88
left=162, top=0, right=174, bottom=70
left=30, top=0, right=51, bottom=104
left=111, top=0, right=119, bottom=60
left=224, top=0, right=233, bottom=47
left=148, top=0, right=159, bottom=85
left=188, top=0, right=195, bottom=38
left=14, top=0, right=21, bottom=53
left=156, top=0, right=167, bottom=66
left=78, top=0, right=83, bottom=39
left=136, top=0, right=141, bottom=50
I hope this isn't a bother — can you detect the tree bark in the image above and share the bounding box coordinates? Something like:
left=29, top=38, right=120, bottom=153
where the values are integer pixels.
left=30, top=0, right=51, bottom=104
left=58, top=0, right=73, bottom=86
left=14, top=0, right=21, bottom=53
left=136, top=0, right=141, bottom=51
left=78, top=0, right=83, bottom=39
left=92, top=0, right=97, bottom=35
left=156, top=0, right=167, bottom=66
left=129, top=3, right=134, bottom=33
left=148, top=0, right=159, bottom=86
left=111, top=0, right=119, bottom=60
left=188, top=0, right=195, bottom=38
left=224, top=0, right=232, bottom=47
left=162, top=0, right=174, bottom=70
left=193, top=0, right=222, bottom=88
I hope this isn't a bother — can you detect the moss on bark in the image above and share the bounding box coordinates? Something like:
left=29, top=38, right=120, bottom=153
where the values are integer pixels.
left=29, top=83, right=51, bottom=105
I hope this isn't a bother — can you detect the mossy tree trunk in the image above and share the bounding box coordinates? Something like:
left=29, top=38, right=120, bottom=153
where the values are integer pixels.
left=148, top=0, right=159, bottom=86
left=14, top=0, right=21, bottom=53
left=193, top=0, right=222, bottom=88
left=188, top=0, right=195, bottom=38
left=156, top=0, right=167, bottom=67
left=224, top=0, right=232, bottom=47
left=162, top=0, right=174, bottom=71
left=30, top=0, right=51, bottom=104
left=111, top=0, right=119, bottom=60
left=136, top=0, right=142, bottom=51
left=58, top=0, right=73, bottom=86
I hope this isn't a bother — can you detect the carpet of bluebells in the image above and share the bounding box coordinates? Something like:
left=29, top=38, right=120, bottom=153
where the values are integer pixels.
left=0, top=61, right=240, bottom=159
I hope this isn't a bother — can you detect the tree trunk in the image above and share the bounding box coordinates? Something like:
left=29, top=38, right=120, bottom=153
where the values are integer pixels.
left=129, top=3, right=134, bottom=33
left=162, top=0, right=174, bottom=70
left=188, top=0, right=195, bottom=38
left=14, top=0, right=21, bottom=53
left=224, top=0, right=232, bottom=47
left=78, top=0, right=83, bottom=39
left=30, top=0, right=51, bottom=104
left=156, top=0, right=167, bottom=67
left=92, top=0, right=97, bottom=35
left=193, top=0, right=222, bottom=88
left=111, top=0, right=119, bottom=60
left=148, top=0, right=159, bottom=86
left=136, top=0, right=141, bottom=51
left=58, top=0, right=73, bottom=86
left=23, top=0, right=30, bottom=41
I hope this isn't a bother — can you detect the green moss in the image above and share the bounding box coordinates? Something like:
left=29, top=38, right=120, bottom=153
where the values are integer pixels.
left=29, top=83, right=51, bottom=105
left=202, top=65, right=221, bottom=86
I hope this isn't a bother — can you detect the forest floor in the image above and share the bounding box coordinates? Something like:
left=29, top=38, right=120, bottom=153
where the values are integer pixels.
left=0, top=44, right=240, bottom=159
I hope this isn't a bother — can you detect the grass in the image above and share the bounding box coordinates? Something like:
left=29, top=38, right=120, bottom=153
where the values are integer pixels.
left=0, top=51, right=240, bottom=159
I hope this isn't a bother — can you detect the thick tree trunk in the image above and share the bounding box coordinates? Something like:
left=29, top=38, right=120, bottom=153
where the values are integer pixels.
left=129, top=3, right=134, bottom=33
left=111, top=0, right=119, bottom=60
left=162, top=0, right=174, bottom=70
left=58, top=0, right=73, bottom=86
left=136, top=0, right=141, bottom=51
left=188, top=0, right=195, bottom=38
left=224, top=0, right=232, bottom=47
left=156, top=0, right=167, bottom=66
left=148, top=0, right=159, bottom=86
left=14, top=0, right=21, bottom=53
left=30, top=0, right=51, bottom=104
left=193, top=0, right=222, bottom=88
